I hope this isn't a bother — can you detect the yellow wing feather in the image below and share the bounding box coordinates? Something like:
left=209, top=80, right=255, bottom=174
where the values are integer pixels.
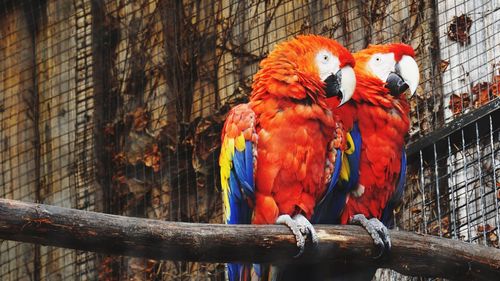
left=339, top=132, right=355, bottom=182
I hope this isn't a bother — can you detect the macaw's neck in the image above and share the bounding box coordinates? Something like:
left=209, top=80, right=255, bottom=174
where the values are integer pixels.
left=250, top=63, right=329, bottom=108
left=353, top=73, right=408, bottom=110
left=249, top=96, right=336, bottom=130
left=355, top=96, right=410, bottom=147
left=352, top=77, right=411, bottom=144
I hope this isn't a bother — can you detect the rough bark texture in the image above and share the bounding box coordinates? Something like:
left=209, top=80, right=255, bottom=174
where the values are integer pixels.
left=0, top=198, right=499, bottom=281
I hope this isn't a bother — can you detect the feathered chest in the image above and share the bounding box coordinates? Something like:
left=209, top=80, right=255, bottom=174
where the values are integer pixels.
left=358, top=102, right=409, bottom=149
left=357, top=102, right=409, bottom=186
left=251, top=99, right=335, bottom=195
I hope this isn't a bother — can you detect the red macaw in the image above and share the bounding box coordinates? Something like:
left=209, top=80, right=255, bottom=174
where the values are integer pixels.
left=333, top=43, right=420, bottom=256
left=219, top=35, right=356, bottom=281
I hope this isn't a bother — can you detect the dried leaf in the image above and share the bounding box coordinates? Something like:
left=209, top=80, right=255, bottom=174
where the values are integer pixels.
left=143, top=144, right=161, bottom=172
left=440, top=60, right=450, bottom=73
left=112, top=152, right=127, bottom=166
left=447, top=14, right=473, bottom=46
left=128, top=258, right=158, bottom=281
left=449, top=93, right=471, bottom=115
left=157, top=122, right=178, bottom=152
left=124, top=178, right=148, bottom=195
left=186, top=95, right=247, bottom=181
left=410, top=206, right=422, bottom=214
left=124, top=131, right=156, bottom=164
left=111, top=172, right=131, bottom=196
left=428, top=217, right=449, bottom=236
left=491, top=75, right=500, bottom=97
left=98, top=257, right=119, bottom=281
left=104, top=123, right=115, bottom=136
left=477, top=224, right=493, bottom=233
left=150, top=183, right=171, bottom=219
left=471, top=82, right=491, bottom=107
left=112, top=173, right=127, bottom=185
left=489, top=231, right=499, bottom=248
left=128, top=107, right=150, bottom=132
left=477, top=225, right=499, bottom=247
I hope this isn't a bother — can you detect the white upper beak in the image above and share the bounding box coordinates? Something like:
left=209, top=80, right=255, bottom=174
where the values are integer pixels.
left=339, top=65, right=356, bottom=106
left=398, top=55, right=420, bottom=96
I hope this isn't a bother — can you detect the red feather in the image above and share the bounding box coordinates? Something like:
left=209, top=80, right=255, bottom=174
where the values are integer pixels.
left=339, top=44, right=413, bottom=224
left=248, top=35, right=354, bottom=224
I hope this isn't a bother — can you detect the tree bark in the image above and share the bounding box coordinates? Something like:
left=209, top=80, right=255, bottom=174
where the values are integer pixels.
left=0, top=198, right=498, bottom=280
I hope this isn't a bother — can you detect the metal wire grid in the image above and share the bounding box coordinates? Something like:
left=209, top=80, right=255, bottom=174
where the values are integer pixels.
left=385, top=110, right=499, bottom=280
left=384, top=1, right=500, bottom=279
left=214, top=0, right=444, bottom=142
left=399, top=112, right=499, bottom=241
left=437, top=0, right=499, bottom=121
left=90, top=1, right=225, bottom=280
left=0, top=0, right=498, bottom=280
left=0, top=2, right=35, bottom=278
left=0, top=0, right=97, bottom=280
left=394, top=0, right=499, bottom=248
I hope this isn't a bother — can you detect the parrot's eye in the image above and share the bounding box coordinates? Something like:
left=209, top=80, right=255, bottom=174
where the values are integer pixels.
left=367, top=53, right=397, bottom=82
left=315, top=50, right=340, bottom=81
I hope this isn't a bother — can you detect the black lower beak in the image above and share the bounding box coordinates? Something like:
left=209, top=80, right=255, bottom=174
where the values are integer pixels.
left=324, top=70, right=343, bottom=99
left=386, top=72, right=409, bottom=97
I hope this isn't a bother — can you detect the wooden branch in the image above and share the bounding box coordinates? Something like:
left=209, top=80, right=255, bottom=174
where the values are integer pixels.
left=0, top=199, right=499, bottom=280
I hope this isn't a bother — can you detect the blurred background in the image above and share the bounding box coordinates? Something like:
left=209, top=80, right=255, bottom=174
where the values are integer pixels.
left=0, top=0, right=498, bottom=280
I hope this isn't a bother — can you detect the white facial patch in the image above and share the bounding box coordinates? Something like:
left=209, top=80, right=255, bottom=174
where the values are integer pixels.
left=367, top=53, right=397, bottom=82
left=315, top=50, right=340, bottom=81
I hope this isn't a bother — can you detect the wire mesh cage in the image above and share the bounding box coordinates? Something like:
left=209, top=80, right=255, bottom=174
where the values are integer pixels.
left=0, top=0, right=498, bottom=280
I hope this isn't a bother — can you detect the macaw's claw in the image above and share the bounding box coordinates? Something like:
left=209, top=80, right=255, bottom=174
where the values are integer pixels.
left=276, top=214, right=306, bottom=257
left=351, top=214, right=391, bottom=259
left=276, top=214, right=318, bottom=258
left=293, top=213, right=319, bottom=246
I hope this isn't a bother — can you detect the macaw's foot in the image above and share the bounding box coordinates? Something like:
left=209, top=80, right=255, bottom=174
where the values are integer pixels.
left=275, top=214, right=318, bottom=258
left=351, top=214, right=391, bottom=259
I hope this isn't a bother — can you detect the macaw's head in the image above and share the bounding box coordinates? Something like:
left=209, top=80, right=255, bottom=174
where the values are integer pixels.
left=353, top=43, right=420, bottom=107
left=251, top=35, right=356, bottom=108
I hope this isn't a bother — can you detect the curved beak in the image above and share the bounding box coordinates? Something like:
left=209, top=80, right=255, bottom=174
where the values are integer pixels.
left=386, top=73, right=409, bottom=97
left=385, top=55, right=420, bottom=97
left=398, top=55, right=420, bottom=96
left=324, top=65, right=356, bottom=107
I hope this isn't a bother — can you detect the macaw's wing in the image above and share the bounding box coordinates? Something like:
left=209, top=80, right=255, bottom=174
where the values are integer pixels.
left=312, top=122, right=361, bottom=224
left=380, top=149, right=407, bottom=228
left=219, top=103, right=257, bottom=281
left=220, top=103, right=257, bottom=225
left=338, top=122, right=362, bottom=192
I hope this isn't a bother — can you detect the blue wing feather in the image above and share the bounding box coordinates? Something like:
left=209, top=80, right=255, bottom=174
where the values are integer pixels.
left=226, top=140, right=255, bottom=280
left=380, top=149, right=407, bottom=228
left=232, top=141, right=254, bottom=199
left=230, top=142, right=255, bottom=225
left=312, top=123, right=362, bottom=224
left=311, top=149, right=342, bottom=224
left=228, top=170, right=252, bottom=224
